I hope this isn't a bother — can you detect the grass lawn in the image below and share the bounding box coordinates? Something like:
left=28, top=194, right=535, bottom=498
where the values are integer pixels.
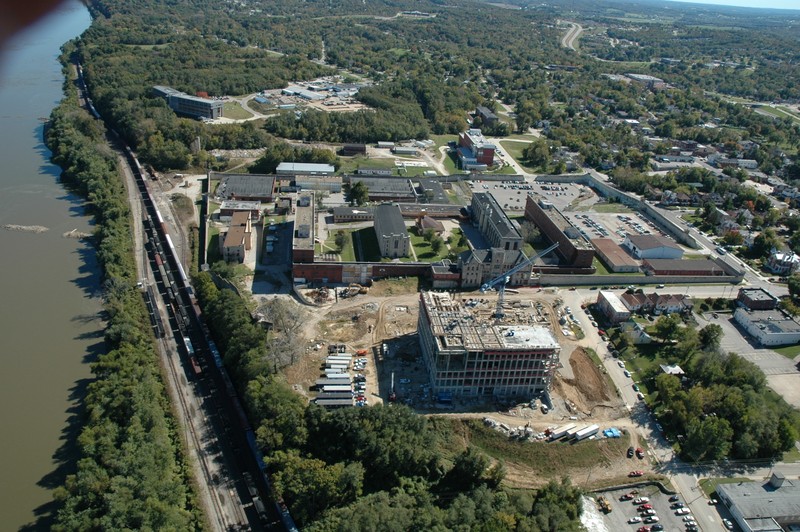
left=321, top=229, right=356, bottom=262
left=409, top=228, right=450, bottom=262
left=593, top=257, right=611, bottom=275
left=369, top=276, right=423, bottom=297
left=337, top=156, right=398, bottom=175
left=499, top=140, right=539, bottom=173
left=449, top=418, right=630, bottom=478
left=588, top=203, right=633, bottom=213
left=617, top=341, right=670, bottom=395
left=442, top=150, right=459, bottom=175
left=698, top=477, right=753, bottom=497
left=772, top=344, right=800, bottom=359
left=430, top=134, right=457, bottom=150
left=222, top=101, right=254, bottom=120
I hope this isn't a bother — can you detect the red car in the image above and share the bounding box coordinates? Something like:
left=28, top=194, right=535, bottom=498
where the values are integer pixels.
left=636, top=448, right=645, bottom=459
left=620, top=493, right=634, bottom=501
left=637, top=527, right=651, bottom=532
left=638, top=504, right=653, bottom=511
left=629, top=470, right=644, bottom=477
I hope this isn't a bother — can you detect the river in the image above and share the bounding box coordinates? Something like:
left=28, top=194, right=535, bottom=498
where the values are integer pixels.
left=0, top=1, right=96, bottom=528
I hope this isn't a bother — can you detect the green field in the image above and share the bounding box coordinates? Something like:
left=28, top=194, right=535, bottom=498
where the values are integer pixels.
left=698, top=477, right=753, bottom=497
left=319, top=229, right=356, bottom=262
left=337, top=156, right=398, bottom=175
left=499, top=140, right=539, bottom=173
left=222, top=101, right=254, bottom=120
left=409, top=228, right=450, bottom=262
left=772, top=343, right=800, bottom=359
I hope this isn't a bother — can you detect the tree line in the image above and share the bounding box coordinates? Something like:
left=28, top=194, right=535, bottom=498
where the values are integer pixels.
left=45, top=48, right=201, bottom=530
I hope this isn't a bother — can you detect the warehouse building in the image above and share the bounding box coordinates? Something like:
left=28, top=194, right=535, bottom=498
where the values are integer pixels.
left=717, top=472, right=800, bottom=532
left=524, top=195, right=594, bottom=268
left=292, top=192, right=315, bottom=263
left=333, top=206, right=374, bottom=223
left=642, top=258, right=727, bottom=276
left=471, top=192, right=523, bottom=251
left=295, top=174, right=342, bottom=193
left=276, top=162, right=335, bottom=176
left=418, top=291, right=560, bottom=398
left=219, top=200, right=262, bottom=221
left=349, top=176, right=417, bottom=202
left=373, top=203, right=410, bottom=258
left=623, top=234, right=684, bottom=260
left=215, top=173, right=276, bottom=202
left=153, top=86, right=223, bottom=119
left=733, top=308, right=800, bottom=346
left=591, top=238, right=640, bottom=273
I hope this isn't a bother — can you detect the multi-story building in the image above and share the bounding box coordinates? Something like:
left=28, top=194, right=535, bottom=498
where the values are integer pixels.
left=766, top=249, right=800, bottom=275
left=153, top=86, right=223, bottom=119
left=734, top=308, right=800, bottom=346
left=373, top=203, right=410, bottom=258
left=418, top=291, right=560, bottom=398
left=736, top=287, right=779, bottom=311
left=458, top=248, right=532, bottom=288
left=471, top=192, right=523, bottom=252
left=523, top=195, right=594, bottom=268
left=457, top=128, right=496, bottom=169
left=717, top=472, right=800, bottom=532
left=597, top=291, right=631, bottom=323
left=215, top=172, right=276, bottom=202
left=292, top=192, right=315, bottom=264
left=222, top=212, right=252, bottom=263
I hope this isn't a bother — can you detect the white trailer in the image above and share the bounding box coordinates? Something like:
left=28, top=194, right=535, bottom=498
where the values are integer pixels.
left=565, top=425, right=585, bottom=439
left=325, top=363, right=349, bottom=370
left=549, top=423, right=577, bottom=440
left=322, top=384, right=353, bottom=393
left=573, top=424, right=600, bottom=441
left=326, top=355, right=352, bottom=362
left=325, top=369, right=348, bottom=378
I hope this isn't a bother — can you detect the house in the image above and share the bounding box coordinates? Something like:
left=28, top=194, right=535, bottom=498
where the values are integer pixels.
left=620, top=321, right=653, bottom=345
left=620, top=292, right=692, bottom=315
left=597, top=291, right=631, bottom=323
left=373, top=203, right=410, bottom=258
left=222, top=211, right=252, bottom=263
left=766, top=249, right=800, bottom=275
left=623, top=234, right=684, bottom=260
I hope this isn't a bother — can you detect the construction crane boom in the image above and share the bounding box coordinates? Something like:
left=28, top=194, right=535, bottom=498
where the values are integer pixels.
left=480, top=241, right=559, bottom=319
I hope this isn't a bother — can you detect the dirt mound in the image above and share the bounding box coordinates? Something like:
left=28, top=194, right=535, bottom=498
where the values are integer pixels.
left=552, top=347, right=613, bottom=414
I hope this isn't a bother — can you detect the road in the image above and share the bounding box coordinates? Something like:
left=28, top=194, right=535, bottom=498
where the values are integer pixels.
left=560, top=21, right=583, bottom=51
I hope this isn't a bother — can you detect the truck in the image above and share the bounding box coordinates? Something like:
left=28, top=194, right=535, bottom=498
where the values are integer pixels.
left=325, top=363, right=349, bottom=370
left=565, top=425, right=584, bottom=439
left=549, top=423, right=577, bottom=441
left=573, top=424, right=600, bottom=441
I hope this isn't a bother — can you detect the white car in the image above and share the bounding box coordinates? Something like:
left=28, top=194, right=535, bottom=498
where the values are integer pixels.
left=723, top=519, right=734, bottom=529
left=675, top=508, right=690, bottom=515
left=628, top=516, right=642, bottom=524
left=683, top=515, right=696, bottom=522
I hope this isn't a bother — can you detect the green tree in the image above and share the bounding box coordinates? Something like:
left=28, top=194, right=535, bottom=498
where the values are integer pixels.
left=653, top=313, right=682, bottom=342
left=430, top=235, right=444, bottom=254
left=347, top=181, right=369, bottom=206
left=334, top=230, right=347, bottom=252
left=683, top=416, right=733, bottom=461
left=788, top=273, right=800, bottom=299
left=698, top=323, right=723, bottom=351
left=520, top=221, right=541, bottom=245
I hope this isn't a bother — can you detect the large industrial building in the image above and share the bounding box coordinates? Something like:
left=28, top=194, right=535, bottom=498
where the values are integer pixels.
left=153, top=86, right=223, bottom=119
left=524, top=195, right=594, bottom=268
left=221, top=211, right=252, bottom=263
left=276, top=162, right=336, bottom=176
left=717, top=472, right=800, bottom=532
left=373, top=203, right=410, bottom=258
left=733, top=307, right=800, bottom=346
left=623, top=234, right=684, bottom=260
left=418, top=291, right=560, bottom=398
left=349, top=176, right=417, bottom=202
left=215, top=173, right=276, bottom=202
left=471, top=192, right=523, bottom=251
left=591, top=238, right=640, bottom=273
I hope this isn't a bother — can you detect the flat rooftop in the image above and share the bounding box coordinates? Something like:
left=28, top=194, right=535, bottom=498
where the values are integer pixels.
left=592, top=238, right=640, bottom=268
left=277, top=162, right=335, bottom=174
left=293, top=192, right=315, bottom=251
left=350, top=176, right=416, bottom=197
left=220, top=200, right=261, bottom=210
left=600, top=291, right=629, bottom=314
left=473, top=192, right=521, bottom=239
left=738, top=309, right=800, bottom=334
left=739, top=287, right=778, bottom=302
left=718, top=475, right=800, bottom=526
left=215, top=173, right=275, bottom=200
left=528, top=193, right=593, bottom=250
left=421, top=291, right=559, bottom=352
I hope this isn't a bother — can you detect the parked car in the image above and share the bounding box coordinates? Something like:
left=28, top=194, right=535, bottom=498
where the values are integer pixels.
left=644, top=516, right=659, bottom=524
left=723, top=519, right=734, bottom=529
left=620, top=493, right=634, bottom=501
left=624, top=370, right=632, bottom=378
left=650, top=524, right=663, bottom=531
left=669, top=495, right=680, bottom=502
left=637, top=392, right=645, bottom=400
left=671, top=502, right=685, bottom=509
left=675, top=508, right=690, bottom=515
left=628, top=447, right=635, bottom=458
left=641, top=509, right=656, bottom=516
left=618, top=361, right=626, bottom=368
left=637, top=504, right=652, bottom=511
left=628, top=516, right=642, bottom=524
left=629, top=470, right=644, bottom=477
left=708, top=498, right=719, bottom=505
left=633, top=497, right=649, bottom=504
left=632, top=383, right=640, bottom=392
left=637, top=527, right=650, bottom=532
left=636, top=448, right=645, bottom=459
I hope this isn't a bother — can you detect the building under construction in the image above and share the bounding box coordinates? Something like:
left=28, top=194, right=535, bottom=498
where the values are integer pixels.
left=417, top=291, right=560, bottom=399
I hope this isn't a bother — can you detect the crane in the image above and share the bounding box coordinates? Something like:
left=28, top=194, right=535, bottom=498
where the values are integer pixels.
left=480, top=241, right=559, bottom=319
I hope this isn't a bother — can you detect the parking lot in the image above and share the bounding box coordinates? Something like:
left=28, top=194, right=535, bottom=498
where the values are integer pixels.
left=595, top=485, right=700, bottom=532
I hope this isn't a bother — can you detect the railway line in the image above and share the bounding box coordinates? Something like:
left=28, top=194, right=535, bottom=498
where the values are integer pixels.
left=75, top=62, right=297, bottom=531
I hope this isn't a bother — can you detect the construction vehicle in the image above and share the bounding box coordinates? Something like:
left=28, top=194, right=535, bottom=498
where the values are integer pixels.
left=388, top=372, right=397, bottom=402
left=480, top=242, right=559, bottom=319
left=597, top=495, right=612, bottom=513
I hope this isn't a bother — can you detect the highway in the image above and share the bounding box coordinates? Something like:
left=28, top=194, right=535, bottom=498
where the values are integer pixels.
left=560, top=21, right=583, bottom=51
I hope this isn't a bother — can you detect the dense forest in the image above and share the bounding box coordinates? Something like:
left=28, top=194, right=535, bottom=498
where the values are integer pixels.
left=45, top=47, right=201, bottom=529
left=191, top=271, right=586, bottom=529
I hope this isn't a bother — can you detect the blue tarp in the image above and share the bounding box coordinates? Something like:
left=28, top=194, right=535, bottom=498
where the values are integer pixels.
left=603, top=428, right=621, bottom=438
